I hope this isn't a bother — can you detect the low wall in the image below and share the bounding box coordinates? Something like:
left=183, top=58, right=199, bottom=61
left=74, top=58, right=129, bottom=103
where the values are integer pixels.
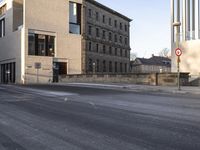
left=60, top=73, right=190, bottom=86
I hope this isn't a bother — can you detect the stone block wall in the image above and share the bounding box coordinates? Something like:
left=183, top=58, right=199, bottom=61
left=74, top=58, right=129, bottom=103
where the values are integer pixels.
left=60, top=73, right=189, bottom=86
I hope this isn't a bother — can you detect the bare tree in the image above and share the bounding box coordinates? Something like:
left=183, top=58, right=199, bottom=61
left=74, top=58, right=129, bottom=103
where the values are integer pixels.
left=159, top=48, right=170, bottom=57
left=130, top=52, right=137, bottom=61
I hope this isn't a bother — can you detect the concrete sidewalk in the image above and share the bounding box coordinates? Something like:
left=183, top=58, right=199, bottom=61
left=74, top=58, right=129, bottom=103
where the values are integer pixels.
left=57, top=83, right=200, bottom=95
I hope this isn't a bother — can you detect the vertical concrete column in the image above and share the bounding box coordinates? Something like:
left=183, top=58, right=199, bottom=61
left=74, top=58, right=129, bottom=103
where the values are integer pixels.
left=192, top=0, right=196, bottom=39
left=195, top=0, right=199, bottom=39
left=177, top=0, right=181, bottom=41
left=171, top=0, right=175, bottom=43
left=182, top=0, right=186, bottom=41
left=186, top=0, right=191, bottom=40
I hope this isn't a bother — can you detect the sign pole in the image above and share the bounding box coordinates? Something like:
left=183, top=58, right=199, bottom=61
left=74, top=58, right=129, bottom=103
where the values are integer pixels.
left=176, top=36, right=181, bottom=91
left=177, top=56, right=180, bottom=90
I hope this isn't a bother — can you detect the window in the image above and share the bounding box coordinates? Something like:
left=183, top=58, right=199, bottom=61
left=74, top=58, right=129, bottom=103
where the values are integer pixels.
left=88, top=9, right=92, bottom=18
left=88, top=26, right=92, bottom=35
left=125, top=24, right=128, bottom=32
left=120, top=49, right=123, bottom=56
left=114, top=20, right=117, bottom=28
left=69, top=2, right=81, bottom=34
left=109, top=32, right=112, bottom=41
left=109, top=61, right=112, bottom=72
left=0, top=4, right=6, bottom=16
left=125, top=63, right=127, bottom=73
left=88, top=59, right=93, bottom=72
left=115, top=48, right=118, bottom=56
left=109, top=18, right=112, bottom=26
left=125, top=50, right=127, bottom=57
left=102, top=15, right=105, bottom=23
left=0, top=18, right=5, bottom=38
left=96, top=44, right=99, bottom=53
left=96, top=12, right=99, bottom=21
left=125, top=37, right=128, bottom=45
left=89, top=42, right=92, bottom=51
left=96, top=28, right=99, bottom=37
left=28, top=33, right=35, bottom=55
left=96, top=59, right=100, bottom=72
left=109, top=46, right=112, bottom=55
left=120, top=23, right=123, bottom=30
left=103, top=45, right=106, bottom=54
left=102, top=30, right=106, bottom=39
left=119, top=36, right=122, bottom=43
left=115, top=62, right=118, bottom=73
left=28, top=33, right=55, bottom=57
left=114, top=34, right=118, bottom=42
left=120, top=63, right=123, bottom=72
left=103, top=60, right=106, bottom=72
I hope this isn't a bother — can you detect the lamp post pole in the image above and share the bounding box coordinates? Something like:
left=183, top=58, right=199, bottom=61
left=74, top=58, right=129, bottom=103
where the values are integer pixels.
left=173, top=22, right=181, bottom=91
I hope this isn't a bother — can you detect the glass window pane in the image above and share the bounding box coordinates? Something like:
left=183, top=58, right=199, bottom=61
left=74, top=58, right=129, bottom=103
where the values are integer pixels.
left=28, top=33, right=35, bottom=55
left=38, top=34, right=46, bottom=56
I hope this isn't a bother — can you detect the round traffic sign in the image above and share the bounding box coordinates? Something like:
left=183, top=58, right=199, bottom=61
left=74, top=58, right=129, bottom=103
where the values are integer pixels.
left=175, top=48, right=182, bottom=56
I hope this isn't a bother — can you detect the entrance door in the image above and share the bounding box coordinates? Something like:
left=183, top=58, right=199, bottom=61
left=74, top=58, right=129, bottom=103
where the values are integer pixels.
left=1, top=62, right=16, bottom=84
left=53, top=62, right=67, bottom=83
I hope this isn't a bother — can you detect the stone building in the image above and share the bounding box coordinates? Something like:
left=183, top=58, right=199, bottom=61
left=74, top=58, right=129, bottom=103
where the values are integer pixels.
left=84, top=0, right=131, bottom=74
left=0, top=0, right=131, bottom=84
left=131, top=56, right=171, bottom=73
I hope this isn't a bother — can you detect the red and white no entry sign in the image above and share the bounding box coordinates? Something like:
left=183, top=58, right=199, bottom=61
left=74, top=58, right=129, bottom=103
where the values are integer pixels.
left=175, top=48, right=182, bottom=56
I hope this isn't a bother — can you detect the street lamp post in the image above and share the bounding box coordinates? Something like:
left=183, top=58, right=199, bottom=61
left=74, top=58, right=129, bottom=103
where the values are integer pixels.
left=173, top=22, right=181, bottom=91
left=93, top=62, right=96, bottom=75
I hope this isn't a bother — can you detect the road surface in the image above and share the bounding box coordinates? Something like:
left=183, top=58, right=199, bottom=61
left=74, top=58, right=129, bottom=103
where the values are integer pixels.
left=0, top=84, right=200, bottom=150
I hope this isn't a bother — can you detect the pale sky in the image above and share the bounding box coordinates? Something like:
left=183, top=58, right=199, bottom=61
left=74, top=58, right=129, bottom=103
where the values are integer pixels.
left=96, top=0, right=171, bottom=58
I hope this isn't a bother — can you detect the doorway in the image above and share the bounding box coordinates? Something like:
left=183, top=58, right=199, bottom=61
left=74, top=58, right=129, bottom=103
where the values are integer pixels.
left=1, top=62, right=16, bottom=84
left=53, top=62, right=67, bottom=82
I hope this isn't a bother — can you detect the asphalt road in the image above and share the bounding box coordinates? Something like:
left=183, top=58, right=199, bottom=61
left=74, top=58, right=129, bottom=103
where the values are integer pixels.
left=0, top=84, right=200, bottom=150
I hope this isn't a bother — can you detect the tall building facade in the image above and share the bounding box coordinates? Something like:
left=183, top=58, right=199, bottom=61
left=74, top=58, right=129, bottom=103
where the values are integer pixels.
left=171, top=0, right=200, bottom=75
left=0, top=0, right=131, bottom=84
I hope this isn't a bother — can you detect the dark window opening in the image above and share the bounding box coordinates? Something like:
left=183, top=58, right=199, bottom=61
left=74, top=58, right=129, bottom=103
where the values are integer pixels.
left=120, top=23, right=123, bottom=30
left=103, top=60, right=106, bottom=72
left=125, top=63, right=127, bottom=73
left=96, top=28, right=99, bottom=37
left=103, top=45, right=106, bottom=54
left=88, top=59, right=93, bottom=72
left=114, top=34, right=117, bottom=42
left=69, top=2, right=81, bottom=34
left=102, top=15, right=105, bottom=23
left=119, top=36, right=122, bottom=43
left=125, top=24, right=128, bottom=32
left=96, top=44, right=99, bottom=53
left=114, top=20, right=117, bottom=28
left=109, top=32, right=112, bottom=41
left=109, top=18, right=112, bottom=26
left=96, top=12, right=99, bottom=21
left=96, top=59, right=100, bottom=72
left=120, top=63, right=123, bottom=72
left=88, top=9, right=92, bottom=18
left=0, top=18, right=5, bottom=38
left=102, top=30, right=106, bottom=39
left=115, top=48, right=118, bottom=56
left=109, top=46, right=112, bottom=55
left=1, top=62, right=16, bottom=84
left=120, top=49, right=123, bottom=57
left=28, top=33, right=55, bottom=57
left=109, top=61, right=112, bottom=72
left=88, top=26, right=92, bottom=35
left=89, top=42, right=92, bottom=51
left=115, top=62, right=118, bottom=73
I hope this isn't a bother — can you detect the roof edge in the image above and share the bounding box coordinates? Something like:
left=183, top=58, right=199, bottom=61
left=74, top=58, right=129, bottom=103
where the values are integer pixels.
left=85, top=0, right=132, bottom=22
